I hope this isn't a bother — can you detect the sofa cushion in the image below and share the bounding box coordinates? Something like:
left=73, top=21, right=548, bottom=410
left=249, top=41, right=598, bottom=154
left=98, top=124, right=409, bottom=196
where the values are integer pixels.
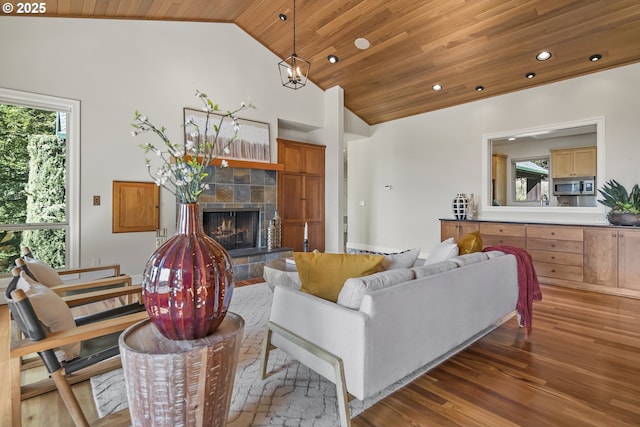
left=337, top=268, right=416, bottom=309
left=484, top=250, right=505, bottom=259
left=411, top=260, right=458, bottom=279
left=457, top=231, right=483, bottom=254
left=449, top=252, right=490, bottom=267
left=15, top=272, right=80, bottom=361
left=294, top=252, right=384, bottom=302
left=424, top=238, right=458, bottom=265
left=380, top=248, right=421, bottom=270
left=346, top=247, right=421, bottom=270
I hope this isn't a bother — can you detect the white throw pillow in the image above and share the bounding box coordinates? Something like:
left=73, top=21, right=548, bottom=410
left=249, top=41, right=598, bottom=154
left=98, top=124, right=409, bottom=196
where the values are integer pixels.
left=23, top=257, right=64, bottom=287
left=337, top=268, right=415, bottom=309
left=424, top=238, right=458, bottom=265
left=15, top=272, right=80, bottom=361
left=380, top=248, right=421, bottom=270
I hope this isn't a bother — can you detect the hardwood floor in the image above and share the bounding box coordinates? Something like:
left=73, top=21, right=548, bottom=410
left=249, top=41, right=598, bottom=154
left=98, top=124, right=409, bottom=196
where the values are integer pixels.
left=353, top=285, right=640, bottom=427
left=21, top=284, right=640, bottom=427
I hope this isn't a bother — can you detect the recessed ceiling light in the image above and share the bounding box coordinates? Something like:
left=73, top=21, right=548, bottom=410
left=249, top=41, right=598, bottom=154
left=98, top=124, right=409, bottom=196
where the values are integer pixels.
left=354, top=37, right=370, bottom=50
left=536, top=51, right=552, bottom=61
left=525, top=72, right=536, bottom=79
left=327, top=54, right=339, bottom=63
left=278, top=13, right=287, bottom=21
left=508, top=137, right=516, bottom=141
left=589, top=54, right=602, bottom=62
left=475, top=85, right=484, bottom=92
left=432, top=84, right=442, bottom=91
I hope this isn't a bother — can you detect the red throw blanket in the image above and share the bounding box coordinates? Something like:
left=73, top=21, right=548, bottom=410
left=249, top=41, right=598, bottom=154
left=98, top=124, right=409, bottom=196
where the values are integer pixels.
left=483, top=246, right=542, bottom=336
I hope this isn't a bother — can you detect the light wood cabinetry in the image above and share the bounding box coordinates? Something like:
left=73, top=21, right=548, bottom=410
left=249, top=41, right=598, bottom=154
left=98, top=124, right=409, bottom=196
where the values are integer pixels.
left=440, top=220, right=479, bottom=242
left=479, top=222, right=526, bottom=248
left=526, top=225, right=584, bottom=282
left=492, top=153, right=507, bottom=206
left=439, top=219, right=640, bottom=299
left=584, top=228, right=640, bottom=290
left=277, top=139, right=325, bottom=252
left=550, top=146, right=596, bottom=178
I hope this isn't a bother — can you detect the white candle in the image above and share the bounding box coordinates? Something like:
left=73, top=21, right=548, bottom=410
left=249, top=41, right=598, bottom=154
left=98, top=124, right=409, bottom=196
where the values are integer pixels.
left=304, top=222, right=308, bottom=240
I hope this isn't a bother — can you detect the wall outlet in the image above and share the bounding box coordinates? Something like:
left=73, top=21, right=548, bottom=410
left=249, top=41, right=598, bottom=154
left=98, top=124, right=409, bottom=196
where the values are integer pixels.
left=93, top=195, right=101, bottom=206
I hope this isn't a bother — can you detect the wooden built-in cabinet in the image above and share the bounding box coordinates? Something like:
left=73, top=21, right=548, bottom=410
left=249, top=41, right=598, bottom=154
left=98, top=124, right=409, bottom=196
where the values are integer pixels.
left=439, top=219, right=640, bottom=299
left=584, top=227, right=640, bottom=290
left=440, top=220, right=479, bottom=242
left=526, top=225, right=584, bottom=282
left=491, top=153, right=507, bottom=206
left=479, top=222, right=525, bottom=248
left=277, top=139, right=325, bottom=252
left=550, top=146, right=597, bottom=178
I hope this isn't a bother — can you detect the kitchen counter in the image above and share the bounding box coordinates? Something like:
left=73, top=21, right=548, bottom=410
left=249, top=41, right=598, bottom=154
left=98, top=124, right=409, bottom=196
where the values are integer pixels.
left=439, top=218, right=631, bottom=228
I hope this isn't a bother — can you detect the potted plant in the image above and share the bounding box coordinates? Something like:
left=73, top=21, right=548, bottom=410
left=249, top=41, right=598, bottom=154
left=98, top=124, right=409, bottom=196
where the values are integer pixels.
left=597, top=179, right=640, bottom=226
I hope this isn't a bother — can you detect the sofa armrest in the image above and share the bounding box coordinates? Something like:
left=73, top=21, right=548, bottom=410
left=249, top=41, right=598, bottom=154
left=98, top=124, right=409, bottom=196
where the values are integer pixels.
left=269, top=285, right=370, bottom=399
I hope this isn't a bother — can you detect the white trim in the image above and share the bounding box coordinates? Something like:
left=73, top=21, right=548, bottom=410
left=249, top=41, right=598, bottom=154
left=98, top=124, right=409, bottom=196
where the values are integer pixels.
left=481, top=116, right=606, bottom=217
left=0, top=87, right=80, bottom=268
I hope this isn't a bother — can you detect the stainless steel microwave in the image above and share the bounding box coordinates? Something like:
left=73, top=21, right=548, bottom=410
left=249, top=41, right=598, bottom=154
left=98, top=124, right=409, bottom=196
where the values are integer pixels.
left=553, top=177, right=596, bottom=196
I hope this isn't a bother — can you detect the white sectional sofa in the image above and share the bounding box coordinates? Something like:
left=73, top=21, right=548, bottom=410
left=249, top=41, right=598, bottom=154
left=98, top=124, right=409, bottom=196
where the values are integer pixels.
left=261, top=251, right=519, bottom=426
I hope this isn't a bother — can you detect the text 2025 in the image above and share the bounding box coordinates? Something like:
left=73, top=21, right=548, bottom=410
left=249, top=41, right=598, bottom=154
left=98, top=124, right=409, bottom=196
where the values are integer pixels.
left=17, top=2, right=46, bottom=13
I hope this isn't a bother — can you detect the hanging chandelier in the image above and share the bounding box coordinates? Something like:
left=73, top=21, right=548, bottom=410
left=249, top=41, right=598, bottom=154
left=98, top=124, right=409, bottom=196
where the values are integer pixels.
left=278, top=0, right=310, bottom=89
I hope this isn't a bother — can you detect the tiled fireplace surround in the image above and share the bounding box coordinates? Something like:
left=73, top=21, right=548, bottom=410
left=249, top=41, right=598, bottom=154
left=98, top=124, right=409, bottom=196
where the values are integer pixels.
left=198, top=165, right=291, bottom=281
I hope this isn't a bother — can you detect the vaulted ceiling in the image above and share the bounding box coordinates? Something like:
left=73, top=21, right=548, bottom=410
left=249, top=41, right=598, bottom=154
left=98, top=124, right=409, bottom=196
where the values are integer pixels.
left=16, top=0, right=640, bottom=125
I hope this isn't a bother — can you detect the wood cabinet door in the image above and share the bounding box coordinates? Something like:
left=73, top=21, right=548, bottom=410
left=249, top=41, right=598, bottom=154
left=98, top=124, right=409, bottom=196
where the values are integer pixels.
left=618, top=229, right=640, bottom=290
left=305, top=147, right=325, bottom=175
left=304, top=175, right=324, bottom=222
left=282, top=222, right=304, bottom=251
left=583, top=228, right=618, bottom=287
left=551, top=150, right=575, bottom=178
left=279, top=143, right=305, bottom=173
left=441, top=220, right=459, bottom=241
left=440, top=221, right=478, bottom=242
left=573, top=147, right=597, bottom=177
left=492, top=153, right=507, bottom=206
left=279, top=174, right=304, bottom=220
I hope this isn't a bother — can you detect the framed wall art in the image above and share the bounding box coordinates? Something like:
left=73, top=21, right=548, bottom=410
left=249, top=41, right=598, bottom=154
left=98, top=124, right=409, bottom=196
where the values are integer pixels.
left=183, top=107, right=271, bottom=163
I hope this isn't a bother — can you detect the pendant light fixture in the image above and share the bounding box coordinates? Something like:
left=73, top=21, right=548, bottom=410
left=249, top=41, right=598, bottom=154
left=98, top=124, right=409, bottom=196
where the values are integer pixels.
left=278, top=0, right=310, bottom=89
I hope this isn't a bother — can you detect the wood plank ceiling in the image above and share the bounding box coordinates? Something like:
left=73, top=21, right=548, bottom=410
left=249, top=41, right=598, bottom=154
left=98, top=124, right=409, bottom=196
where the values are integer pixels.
left=16, top=0, right=640, bottom=125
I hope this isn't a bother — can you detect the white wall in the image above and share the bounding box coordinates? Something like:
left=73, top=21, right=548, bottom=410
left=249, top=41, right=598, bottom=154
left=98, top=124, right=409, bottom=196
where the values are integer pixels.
left=348, top=62, right=640, bottom=254
left=0, top=17, right=326, bottom=276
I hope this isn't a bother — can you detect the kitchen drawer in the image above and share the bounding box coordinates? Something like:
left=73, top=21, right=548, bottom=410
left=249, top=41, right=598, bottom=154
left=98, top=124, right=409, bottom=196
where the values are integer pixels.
left=526, top=238, right=583, bottom=254
left=528, top=249, right=583, bottom=266
left=479, top=223, right=526, bottom=237
left=534, top=262, right=583, bottom=282
left=526, top=225, right=583, bottom=241
left=482, top=235, right=526, bottom=249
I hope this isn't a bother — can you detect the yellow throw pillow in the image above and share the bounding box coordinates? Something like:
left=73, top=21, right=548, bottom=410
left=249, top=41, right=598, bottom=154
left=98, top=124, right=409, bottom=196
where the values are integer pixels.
left=294, top=252, right=385, bottom=302
left=458, top=231, right=483, bottom=254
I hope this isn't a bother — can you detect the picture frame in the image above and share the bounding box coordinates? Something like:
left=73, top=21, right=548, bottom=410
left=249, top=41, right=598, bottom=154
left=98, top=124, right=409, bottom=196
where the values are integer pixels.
left=183, top=107, right=271, bottom=163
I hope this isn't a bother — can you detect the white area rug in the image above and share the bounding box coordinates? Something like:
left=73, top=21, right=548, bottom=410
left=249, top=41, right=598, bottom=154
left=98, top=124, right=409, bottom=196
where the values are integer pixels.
left=91, top=282, right=478, bottom=426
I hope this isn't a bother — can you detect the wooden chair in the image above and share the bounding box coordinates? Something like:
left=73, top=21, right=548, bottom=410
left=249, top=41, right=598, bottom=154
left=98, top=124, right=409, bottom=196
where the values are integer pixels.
left=19, top=247, right=135, bottom=304
left=6, top=267, right=147, bottom=426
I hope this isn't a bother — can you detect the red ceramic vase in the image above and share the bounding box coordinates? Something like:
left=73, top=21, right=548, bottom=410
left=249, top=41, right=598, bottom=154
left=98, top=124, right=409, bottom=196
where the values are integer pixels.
left=142, top=203, right=234, bottom=340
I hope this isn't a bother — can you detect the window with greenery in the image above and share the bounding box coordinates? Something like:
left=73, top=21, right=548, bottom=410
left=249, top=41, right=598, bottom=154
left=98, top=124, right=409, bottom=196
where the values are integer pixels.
left=513, top=158, right=549, bottom=203
left=0, top=104, right=67, bottom=272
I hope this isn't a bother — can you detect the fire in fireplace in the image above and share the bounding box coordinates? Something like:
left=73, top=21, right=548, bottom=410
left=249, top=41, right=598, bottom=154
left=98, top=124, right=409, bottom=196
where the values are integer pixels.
left=202, top=208, right=260, bottom=251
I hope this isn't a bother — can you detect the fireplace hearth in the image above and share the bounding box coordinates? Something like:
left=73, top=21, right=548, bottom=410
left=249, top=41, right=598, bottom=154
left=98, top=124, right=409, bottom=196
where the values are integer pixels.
left=202, top=208, right=260, bottom=251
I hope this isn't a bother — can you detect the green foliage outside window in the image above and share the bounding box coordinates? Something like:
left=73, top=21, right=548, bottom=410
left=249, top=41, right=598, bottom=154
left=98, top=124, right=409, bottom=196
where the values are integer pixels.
left=0, top=105, right=65, bottom=272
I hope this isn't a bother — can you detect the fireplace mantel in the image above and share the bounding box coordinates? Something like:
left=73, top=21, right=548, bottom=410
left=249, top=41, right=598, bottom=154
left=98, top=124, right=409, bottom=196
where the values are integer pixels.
left=209, top=158, right=284, bottom=171
left=184, top=155, right=283, bottom=171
